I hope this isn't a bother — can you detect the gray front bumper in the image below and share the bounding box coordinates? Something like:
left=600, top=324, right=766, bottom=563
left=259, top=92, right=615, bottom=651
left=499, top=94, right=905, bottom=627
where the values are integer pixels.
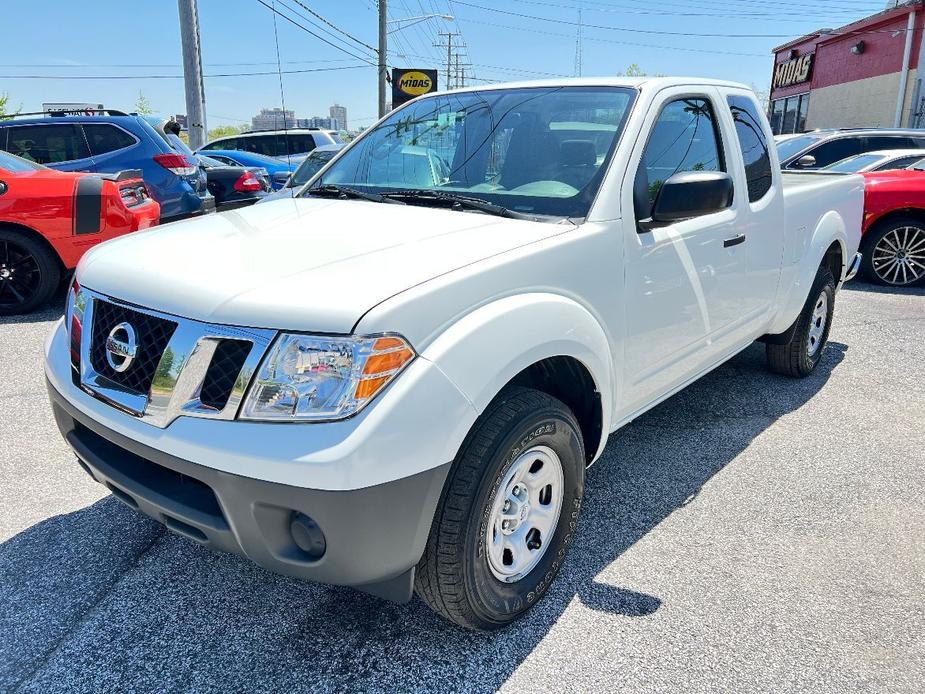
left=48, top=379, right=450, bottom=603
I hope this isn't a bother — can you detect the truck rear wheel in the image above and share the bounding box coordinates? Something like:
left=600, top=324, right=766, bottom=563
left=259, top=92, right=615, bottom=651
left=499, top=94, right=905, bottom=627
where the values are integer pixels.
left=0, top=230, right=61, bottom=315
left=415, top=386, right=585, bottom=630
left=766, top=266, right=835, bottom=378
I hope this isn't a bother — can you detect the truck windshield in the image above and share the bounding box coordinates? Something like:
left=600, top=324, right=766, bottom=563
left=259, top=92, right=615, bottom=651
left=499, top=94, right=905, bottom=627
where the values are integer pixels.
left=312, top=86, right=636, bottom=219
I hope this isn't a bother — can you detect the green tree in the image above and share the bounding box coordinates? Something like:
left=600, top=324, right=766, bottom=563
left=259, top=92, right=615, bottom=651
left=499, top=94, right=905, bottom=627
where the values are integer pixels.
left=207, top=124, right=246, bottom=141
left=623, top=64, right=665, bottom=78
left=134, top=91, right=154, bottom=115
left=0, top=92, right=21, bottom=120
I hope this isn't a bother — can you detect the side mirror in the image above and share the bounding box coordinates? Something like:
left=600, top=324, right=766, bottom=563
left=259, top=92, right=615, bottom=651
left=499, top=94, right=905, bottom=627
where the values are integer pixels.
left=643, top=171, right=733, bottom=228
left=794, top=154, right=817, bottom=168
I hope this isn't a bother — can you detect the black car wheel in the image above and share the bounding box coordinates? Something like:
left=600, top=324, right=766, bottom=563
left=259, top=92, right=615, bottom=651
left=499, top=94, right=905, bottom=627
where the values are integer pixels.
left=0, top=230, right=61, bottom=315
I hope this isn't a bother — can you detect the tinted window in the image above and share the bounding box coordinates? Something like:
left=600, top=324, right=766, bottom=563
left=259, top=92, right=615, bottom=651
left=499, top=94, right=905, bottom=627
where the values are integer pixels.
left=0, top=149, right=47, bottom=172
left=202, top=137, right=241, bottom=151
left=83, top=123, right=136, bottom=155
left=776, top=133, right=825, bottom=160
left=287, top=134, right=316, bottom=154
left=634, top=97, right=726, bottom=220
left=865, top=136, right=914, bottom=151
left=799, top=137, right=865, bottom=168
left=5, top=124, right=90, bottom=164
left=246, top=135, right=282, bottom=157
left=210, top=154, right=239, bottom=165
left=727, top=95, right=772, bottom=202
left=874, top=155, right=924, bottom=171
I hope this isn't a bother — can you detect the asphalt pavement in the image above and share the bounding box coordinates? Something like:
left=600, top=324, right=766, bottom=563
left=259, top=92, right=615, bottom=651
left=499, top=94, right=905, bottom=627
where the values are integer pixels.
left=1, top=280, right=923, bottom=693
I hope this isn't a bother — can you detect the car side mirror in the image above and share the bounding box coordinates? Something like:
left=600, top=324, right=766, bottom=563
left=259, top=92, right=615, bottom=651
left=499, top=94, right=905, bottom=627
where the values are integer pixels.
left=794, top=154, right=816, bottom=168
left=641, top=171, right=733, bottom=230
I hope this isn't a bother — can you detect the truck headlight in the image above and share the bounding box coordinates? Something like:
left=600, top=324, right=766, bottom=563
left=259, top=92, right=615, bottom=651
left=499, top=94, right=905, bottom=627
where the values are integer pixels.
left=239, top=333, right=415, bottom=421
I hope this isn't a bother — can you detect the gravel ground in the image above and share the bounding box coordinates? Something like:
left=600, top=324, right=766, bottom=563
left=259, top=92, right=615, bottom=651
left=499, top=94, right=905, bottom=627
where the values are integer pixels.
left=1, top=281, right=923, bottom=693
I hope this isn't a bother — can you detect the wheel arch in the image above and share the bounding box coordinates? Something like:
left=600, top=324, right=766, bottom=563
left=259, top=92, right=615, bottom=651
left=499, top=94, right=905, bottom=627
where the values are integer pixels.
left=420, top=293, right=615, bottom=464
left=0, top=221, right=67, bottom=272
left=862, top=207, right=925, bottom=249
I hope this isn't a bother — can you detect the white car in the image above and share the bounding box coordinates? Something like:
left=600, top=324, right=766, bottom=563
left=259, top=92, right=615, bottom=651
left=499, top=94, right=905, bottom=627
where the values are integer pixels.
left=46, top=77, right=862, bottom=630
left=821, top=148, right=925, bottom=173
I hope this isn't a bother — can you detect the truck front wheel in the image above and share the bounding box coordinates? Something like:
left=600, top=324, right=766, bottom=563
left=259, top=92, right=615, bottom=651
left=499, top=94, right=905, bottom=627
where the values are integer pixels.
left=415, top=386, right=585, bottom=630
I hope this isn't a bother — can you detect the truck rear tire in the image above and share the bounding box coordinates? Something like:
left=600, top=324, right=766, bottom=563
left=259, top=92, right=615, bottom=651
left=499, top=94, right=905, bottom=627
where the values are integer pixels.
left=0, top=229, right=61, bottom=316
left=766, top=266, right=835, bottom=378
left=415, top=386, right=585, bottom=630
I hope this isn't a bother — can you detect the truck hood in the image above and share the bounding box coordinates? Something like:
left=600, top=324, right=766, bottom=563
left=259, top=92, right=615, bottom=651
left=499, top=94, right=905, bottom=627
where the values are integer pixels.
left=78, top=196, right=572, bottom=332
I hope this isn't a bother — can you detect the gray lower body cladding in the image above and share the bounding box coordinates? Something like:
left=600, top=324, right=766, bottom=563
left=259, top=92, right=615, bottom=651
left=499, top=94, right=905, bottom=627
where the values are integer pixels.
left=47, top=379, right=451, bottom=603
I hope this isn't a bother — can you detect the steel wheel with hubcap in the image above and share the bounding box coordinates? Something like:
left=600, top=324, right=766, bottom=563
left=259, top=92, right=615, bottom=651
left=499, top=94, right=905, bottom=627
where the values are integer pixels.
left=416, top=386, right=585, bottom=630
left=806, top=291, right=828, bottom=359
left=486, top=445, right=564, bottom=583
left=862, top=219, right=925, bottom=287
left=0, top=232, right=60, bottom=315
left=766, top=265, right=835, bottom=378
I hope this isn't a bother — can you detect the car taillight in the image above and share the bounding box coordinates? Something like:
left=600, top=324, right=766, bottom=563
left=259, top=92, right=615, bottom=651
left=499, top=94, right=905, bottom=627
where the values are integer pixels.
left=153, top=153, right=197, bottom=177
left=233, top=171, right=263, bottom=192
left=119, top=183, right=149, bottom=207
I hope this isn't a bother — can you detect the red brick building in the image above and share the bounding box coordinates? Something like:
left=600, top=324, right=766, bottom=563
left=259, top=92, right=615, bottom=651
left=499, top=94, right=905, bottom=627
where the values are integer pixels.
left=770, top=1, right=925, bottom=134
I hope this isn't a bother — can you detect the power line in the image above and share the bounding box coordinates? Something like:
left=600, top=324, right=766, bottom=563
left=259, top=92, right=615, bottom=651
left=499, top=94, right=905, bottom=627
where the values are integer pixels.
left=284, top=0, right=378, bottom=52
left=451, top=0, right=922, bottom=38
left=0, top=65, right=371, bottom=80
left=512, top=0, right=883, bottom=21
left=253, top=0, right=379, bottom=65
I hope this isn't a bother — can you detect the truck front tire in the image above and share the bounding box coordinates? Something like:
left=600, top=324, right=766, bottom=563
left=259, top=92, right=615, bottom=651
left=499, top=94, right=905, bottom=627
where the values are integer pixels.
left=766, top=266, right=835, bottom=377
left=415, top=386, right=585, bottom=630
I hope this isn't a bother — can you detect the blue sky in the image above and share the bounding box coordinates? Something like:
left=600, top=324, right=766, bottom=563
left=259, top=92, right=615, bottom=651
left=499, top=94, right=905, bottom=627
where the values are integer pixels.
left=0, top=0, right=888, bottom=131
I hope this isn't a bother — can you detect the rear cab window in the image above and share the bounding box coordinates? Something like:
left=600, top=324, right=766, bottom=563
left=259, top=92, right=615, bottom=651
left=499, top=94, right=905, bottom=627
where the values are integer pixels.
left=726, top=95, right=773, bottom=202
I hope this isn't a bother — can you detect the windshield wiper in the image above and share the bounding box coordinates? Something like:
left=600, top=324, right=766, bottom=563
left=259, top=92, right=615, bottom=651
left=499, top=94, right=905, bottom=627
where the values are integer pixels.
left=380, top=189, right=538, bottom=221
left=306, top=184, right=405, bottom=205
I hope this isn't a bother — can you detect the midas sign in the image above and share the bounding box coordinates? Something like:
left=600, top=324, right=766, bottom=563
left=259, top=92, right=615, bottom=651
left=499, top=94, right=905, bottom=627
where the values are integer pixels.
left=773, top=53, right=814, bottom=89
left=392, top=68, right=438, bottom=107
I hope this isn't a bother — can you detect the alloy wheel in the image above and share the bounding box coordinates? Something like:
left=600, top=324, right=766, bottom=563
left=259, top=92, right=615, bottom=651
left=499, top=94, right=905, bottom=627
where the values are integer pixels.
left=0, top=240, right=42, bottom=310
left=872, top=226, right=925, bottom=286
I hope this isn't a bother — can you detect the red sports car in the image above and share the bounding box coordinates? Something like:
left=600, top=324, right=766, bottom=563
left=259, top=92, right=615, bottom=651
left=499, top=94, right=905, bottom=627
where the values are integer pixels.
left=859, top=169, right=925, bottom=287
left=0, top=150, right=159, bottom=314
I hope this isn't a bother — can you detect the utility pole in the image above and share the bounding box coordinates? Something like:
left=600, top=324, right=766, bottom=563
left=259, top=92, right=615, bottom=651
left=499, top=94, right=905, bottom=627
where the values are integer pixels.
left=177, top=0, right=207, bottom=148
left=378, top=0, right=388, bottom=118
left=436, top=32, right=461, bottom=91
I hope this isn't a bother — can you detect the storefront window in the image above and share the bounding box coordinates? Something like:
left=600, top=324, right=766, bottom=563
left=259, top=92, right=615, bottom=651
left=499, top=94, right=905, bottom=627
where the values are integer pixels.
left=796, top=94, right=809, bottom=132
left=770, top=93, right=810, bottom=135
left=770, top=100, right=785, bottom=134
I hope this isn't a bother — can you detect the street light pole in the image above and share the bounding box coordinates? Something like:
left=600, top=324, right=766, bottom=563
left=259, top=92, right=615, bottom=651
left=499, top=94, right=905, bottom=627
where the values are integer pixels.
left=378, top=0, right=388, bottom=118
left=177, top=0, right=207, bottom=148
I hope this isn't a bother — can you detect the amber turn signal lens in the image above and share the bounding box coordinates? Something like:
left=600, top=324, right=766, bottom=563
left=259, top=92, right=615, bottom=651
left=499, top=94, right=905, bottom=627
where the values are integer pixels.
left=352, top=337, right=415, bottom=402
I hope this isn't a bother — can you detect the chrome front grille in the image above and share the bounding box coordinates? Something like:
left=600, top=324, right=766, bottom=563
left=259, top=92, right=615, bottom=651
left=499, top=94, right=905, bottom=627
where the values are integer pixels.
left=70, top=288, right=275, bottom=428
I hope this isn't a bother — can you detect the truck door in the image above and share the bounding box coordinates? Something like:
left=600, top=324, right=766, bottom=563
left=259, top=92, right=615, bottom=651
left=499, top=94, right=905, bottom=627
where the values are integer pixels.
left=620, top=88, right=747, bottom=412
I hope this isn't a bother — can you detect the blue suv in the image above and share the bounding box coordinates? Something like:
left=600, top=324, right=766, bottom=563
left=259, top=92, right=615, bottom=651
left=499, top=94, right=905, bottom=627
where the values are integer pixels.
left=0, top=110, right=213, bottom=222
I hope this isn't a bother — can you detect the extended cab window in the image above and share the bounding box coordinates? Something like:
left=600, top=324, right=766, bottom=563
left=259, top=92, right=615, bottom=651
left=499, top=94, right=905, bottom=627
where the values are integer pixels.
left=634, top=97, right=726, bottom=220
left=5, top=124, right=90, bottom=164
left=83, top=124, right=137, bottom=156
left=727, top=95, right=772, bottom=202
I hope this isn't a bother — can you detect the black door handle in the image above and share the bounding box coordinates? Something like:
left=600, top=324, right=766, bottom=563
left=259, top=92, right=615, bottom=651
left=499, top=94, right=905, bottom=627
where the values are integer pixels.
left=724, top=234, right=746, bottom=248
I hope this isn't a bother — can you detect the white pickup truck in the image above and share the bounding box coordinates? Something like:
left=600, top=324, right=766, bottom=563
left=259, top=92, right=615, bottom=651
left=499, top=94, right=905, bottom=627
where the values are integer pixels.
left=46, top=77, right=863, bottom=630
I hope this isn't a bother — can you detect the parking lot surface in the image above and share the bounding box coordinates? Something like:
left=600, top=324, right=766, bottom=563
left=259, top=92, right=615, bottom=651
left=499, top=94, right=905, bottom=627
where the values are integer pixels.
left=1, top=281, right=923, bottom=693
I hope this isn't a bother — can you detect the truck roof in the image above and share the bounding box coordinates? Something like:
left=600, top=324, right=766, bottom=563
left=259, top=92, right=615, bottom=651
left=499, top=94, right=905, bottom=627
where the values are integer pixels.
left=434, top=76, right=751, bottom=95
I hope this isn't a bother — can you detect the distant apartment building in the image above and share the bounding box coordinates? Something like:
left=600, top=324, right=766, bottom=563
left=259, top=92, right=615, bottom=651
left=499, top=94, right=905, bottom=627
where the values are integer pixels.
left=296, top=116, right=340, bottom=130
left=329, top=103, right=347, bottom=131
left=251, top=107, right=295, bottom=131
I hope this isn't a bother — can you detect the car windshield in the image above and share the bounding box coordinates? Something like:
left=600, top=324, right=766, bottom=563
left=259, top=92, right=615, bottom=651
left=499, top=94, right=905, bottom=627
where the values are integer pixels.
left=776, top=133, right=825, bottom=160
left=823, top=153, right=883, bottom=172
left=0, top=149, right=47, bottom=172
left=311, top=86, right=636, bottom=218
left=290, top=150, right=338, bottom=187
